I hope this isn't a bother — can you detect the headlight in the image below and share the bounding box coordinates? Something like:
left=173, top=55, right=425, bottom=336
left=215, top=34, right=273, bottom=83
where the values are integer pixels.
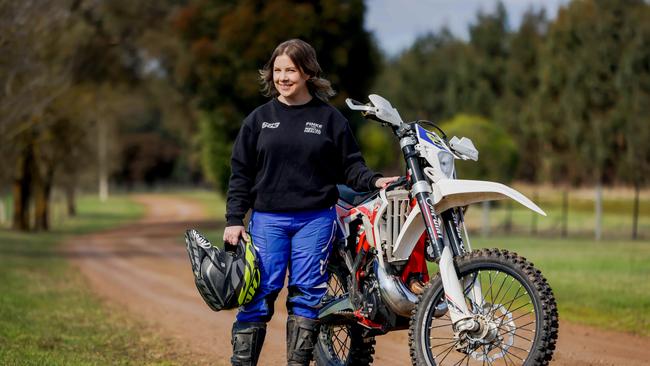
left=437, top=151, right=455, bottom=178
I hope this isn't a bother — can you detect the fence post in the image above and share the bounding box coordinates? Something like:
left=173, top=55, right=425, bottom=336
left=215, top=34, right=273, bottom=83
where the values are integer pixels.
left=595, top=182, right=603, bottom=241
left=482, top=201, right=490, bottom=237
left=561, top=189, right=568, bottom=238
left=531, top=191, right=538, bottom=236
left=504, top=201, right=513, bottom=234
left=0, top=198, right=5, bottom=226
left=633, top=182, right=640, bottom=240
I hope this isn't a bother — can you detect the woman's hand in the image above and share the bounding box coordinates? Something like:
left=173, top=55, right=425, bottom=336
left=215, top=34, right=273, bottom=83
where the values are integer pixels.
left=375, top=176, right=400, bottom=189
left=223, top=225, right=249, bottom=246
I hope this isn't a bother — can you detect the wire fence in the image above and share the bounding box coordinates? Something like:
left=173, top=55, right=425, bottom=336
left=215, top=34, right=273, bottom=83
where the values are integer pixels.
left=2, top=185, right=649, bottom=240
left=462, top=185, right=650, bottom=240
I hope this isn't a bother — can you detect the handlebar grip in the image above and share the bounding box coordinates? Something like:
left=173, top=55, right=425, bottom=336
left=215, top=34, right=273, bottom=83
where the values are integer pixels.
left=385, top=176, right=408, bottom=191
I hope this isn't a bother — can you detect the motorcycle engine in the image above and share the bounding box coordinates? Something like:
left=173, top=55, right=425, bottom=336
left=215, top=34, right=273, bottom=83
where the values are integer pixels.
left=358, top=267, right=393, bottom=325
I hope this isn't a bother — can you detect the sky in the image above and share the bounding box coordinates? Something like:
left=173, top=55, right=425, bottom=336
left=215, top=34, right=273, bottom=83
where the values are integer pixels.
left=365, top=0, right=571, bottom=56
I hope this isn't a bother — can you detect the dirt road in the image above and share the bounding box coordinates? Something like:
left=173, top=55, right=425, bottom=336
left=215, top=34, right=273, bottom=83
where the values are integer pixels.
left=67, top=194, right=649, bottom=365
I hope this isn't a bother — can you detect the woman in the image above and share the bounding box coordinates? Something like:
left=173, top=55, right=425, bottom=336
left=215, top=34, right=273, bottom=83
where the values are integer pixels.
left=223, top=39, right=396, bottom=366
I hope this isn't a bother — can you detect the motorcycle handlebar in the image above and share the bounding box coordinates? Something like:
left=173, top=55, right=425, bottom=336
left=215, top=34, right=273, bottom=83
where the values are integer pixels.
left=385, top=176, right=409, bottom=191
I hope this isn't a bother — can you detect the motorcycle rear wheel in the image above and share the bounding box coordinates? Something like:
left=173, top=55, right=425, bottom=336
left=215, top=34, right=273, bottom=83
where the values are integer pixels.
left=314, top=263, right=375, bottom=366
left=409, top=249, right=558, bottom=366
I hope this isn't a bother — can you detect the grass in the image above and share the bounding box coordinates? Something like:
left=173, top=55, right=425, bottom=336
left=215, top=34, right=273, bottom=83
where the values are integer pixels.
left=471, top=236, right=650, bottom=337
left=0, top=195, right=179, bottom=365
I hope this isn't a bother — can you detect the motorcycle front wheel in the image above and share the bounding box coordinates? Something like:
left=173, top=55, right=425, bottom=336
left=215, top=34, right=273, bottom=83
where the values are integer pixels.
left=409, top=249, right=558, bottom=366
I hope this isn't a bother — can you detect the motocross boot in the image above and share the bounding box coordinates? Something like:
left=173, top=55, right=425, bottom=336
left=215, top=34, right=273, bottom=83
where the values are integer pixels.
left=231, top=321, right=266, bottom=366
left=286, top=315, right=320, bottom=366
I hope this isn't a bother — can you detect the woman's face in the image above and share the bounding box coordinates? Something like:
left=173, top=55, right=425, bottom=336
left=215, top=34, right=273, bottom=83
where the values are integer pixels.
left=273, top=54, right=310, bottom=103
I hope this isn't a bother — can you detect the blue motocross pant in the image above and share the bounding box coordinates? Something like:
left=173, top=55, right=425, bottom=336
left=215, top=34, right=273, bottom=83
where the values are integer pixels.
left=236, top=207, right=337, bottom=323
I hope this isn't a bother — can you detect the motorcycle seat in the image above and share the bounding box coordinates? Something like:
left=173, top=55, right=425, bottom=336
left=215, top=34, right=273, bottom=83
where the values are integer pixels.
left=337, top=185, right=378, bottom=206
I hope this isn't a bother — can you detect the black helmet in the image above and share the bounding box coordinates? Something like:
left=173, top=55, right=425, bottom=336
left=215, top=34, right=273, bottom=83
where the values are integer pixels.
left=184, top=229, right=260, bottom=311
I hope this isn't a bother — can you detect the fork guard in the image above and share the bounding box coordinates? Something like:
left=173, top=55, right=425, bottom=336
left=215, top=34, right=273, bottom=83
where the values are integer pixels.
left=391, top=179, right=546, bottom=261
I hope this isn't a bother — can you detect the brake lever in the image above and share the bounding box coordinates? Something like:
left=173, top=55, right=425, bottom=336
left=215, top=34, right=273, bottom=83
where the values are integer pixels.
left=346, top=98, right=377, bottom=113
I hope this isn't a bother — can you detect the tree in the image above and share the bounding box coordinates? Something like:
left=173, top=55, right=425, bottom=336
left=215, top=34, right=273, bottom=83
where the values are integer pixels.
left=440, top=114, right=518, bottom=183
left=357, top=122, right=399, bottom=172
left=441, top=114, right=518, bottom=236
left=1, top=0, right=190, bottom=230
left=537, top=0, right=647, bottom=239
left=464, top=2, right=510, bottom=117
left=173, top=0, right=381, bottom=192
left=496, top=9, right=548, bottom=183
left=374, top=30, right=469, bottom=122
left=615, top=3, right=650, bottom=239
left=0, top=0, right=81, bottom=230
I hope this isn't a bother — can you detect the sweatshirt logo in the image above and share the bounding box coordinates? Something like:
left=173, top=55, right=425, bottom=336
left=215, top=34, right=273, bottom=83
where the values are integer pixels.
left=262, top=122, right=280, bottom=129
left=304, top=122, right=322, bottom=135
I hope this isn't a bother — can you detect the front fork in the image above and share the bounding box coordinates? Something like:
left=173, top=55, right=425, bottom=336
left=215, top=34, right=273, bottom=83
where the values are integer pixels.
left=402, top=140, right=479, bottom=329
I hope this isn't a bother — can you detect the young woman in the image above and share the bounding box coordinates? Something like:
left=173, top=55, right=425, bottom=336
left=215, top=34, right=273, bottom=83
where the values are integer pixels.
left=223, top=39, right=396, bottom=366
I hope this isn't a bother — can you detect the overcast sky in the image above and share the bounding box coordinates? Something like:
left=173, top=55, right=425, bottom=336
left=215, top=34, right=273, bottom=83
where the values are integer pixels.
left=365, top=0, right=571, bottom=56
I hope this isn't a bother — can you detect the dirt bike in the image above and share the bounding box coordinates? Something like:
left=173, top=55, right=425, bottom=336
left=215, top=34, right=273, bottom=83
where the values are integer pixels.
left=314, top=95, right=558, bottom=366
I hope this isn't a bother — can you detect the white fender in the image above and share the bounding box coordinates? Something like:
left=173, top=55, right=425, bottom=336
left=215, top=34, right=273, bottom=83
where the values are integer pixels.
left=390, top=179, right=545, bottom=261
left=432, top=179, right=546, bottom=216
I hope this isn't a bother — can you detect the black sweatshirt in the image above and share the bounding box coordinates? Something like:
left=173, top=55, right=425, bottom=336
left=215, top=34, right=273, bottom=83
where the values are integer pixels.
left=225, top=97, right=382, bottom=226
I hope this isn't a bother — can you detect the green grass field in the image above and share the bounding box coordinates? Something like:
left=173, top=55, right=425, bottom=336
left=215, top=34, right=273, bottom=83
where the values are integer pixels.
left=473, top=236, right=650, bottom=336
left=0, top=195, right=178, bottom=365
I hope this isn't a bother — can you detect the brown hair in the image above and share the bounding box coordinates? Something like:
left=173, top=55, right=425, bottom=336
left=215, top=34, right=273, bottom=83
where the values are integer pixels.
left=259, top=39, right=336, bottom=101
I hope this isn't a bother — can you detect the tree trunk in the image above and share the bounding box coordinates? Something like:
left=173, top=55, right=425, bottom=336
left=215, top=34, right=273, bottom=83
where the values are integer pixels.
left=34, top=169, right=53, bottom=231
left=632, top=181, right=640, bottom=240
left=98, top=121, right=108, bottom=202
left=66, top=185, right=76, bottom=217
left=561, top=189, right=568, bottom=238
left=33, top=184, right=47, bottom=231
left=33, top=164, right=45, bottom=231
left=12, top=145, right=33, bottom=231
left=595, top=181, right=603, bottom=241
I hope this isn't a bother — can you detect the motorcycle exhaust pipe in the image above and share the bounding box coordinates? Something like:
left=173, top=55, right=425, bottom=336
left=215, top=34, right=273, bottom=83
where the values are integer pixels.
left=373, top=259, right=419, bottom=317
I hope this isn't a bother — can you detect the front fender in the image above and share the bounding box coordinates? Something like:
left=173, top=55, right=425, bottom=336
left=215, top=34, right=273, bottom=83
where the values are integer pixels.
left=432, top=179, right=545, bottom=216
left=390, top=179, right=544, bottom=261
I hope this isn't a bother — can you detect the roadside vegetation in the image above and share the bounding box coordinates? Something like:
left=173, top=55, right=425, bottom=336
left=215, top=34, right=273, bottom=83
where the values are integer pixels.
left=0, top=195, right=180, bottom=365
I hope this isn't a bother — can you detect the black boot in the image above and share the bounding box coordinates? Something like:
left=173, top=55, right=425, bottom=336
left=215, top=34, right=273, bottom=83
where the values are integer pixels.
left=231, top=322, right=266, bottom=366
left=286, top=315, right=320, bottom=366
